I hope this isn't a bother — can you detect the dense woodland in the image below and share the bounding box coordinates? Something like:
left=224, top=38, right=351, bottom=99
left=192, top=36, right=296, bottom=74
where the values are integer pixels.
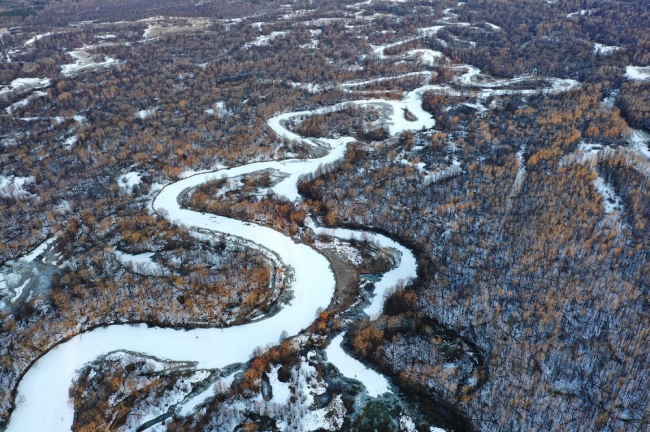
left=1, top=0, right=649, bottom=430
left=301, top=81, right=650, bottom=431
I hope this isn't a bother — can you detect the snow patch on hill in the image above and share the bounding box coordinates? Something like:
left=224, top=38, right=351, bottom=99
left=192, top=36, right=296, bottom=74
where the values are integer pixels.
left=119, top=172, right=143, bottom=189
left=0, top=78, right=50, bottom=98
left=593, top=43, right=619, bottom=55
left=246, top=31, right=289, bottom=47
left=625, top=66, right=650, bottom=81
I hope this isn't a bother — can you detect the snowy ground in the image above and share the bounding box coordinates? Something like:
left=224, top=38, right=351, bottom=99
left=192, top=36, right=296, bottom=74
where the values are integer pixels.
left=628, top=129, right=650, bottom=160
left=593, top=43, right=619, bottom=55
left=305, top=217, right=415, bottom=317
left=593, top=176, right=623, bottom=214
left=314, top=238, right=364, bottom=266
left=4, top=91, right=48, bottom=114
left=0, top=78, right=50, bottom=98
left=178, top=369, right=238, bottom=417
left=113, top=250, right=166, bottom=276
left=0, top=175, right=35, bottom=198
left=506, top=147, right=526, bottom=209
left=135, top=107, right=157, bottom=119
left=6, top=61, right=432, bottom=431
left=60, top=47, right=122, bottom=77
left=119, top=171, right=143, bottom=189
left=625, top=66, right=650, bottom=81
left=246, top=31, right=290, bottom=47
left=262, top=352, right=347, bottom=431
left=143, top=17, right=211, bottom=39
left=0, top=237, right=57, bottom=305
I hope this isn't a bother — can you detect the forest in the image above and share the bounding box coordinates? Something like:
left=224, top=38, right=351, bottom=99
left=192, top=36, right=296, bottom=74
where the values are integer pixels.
left=1, top=0, right=649, bottom=430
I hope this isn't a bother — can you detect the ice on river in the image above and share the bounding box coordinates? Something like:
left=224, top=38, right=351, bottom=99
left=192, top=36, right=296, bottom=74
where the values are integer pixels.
left=325, top=333, right=391, bottom=397
left=6, top=150, right=341, bottom=431
left=305, top=217, right=416, bottom=317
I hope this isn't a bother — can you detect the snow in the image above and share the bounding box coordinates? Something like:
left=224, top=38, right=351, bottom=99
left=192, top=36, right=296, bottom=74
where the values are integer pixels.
left=560, top=141, right=604, bottom=167
left=64, top=136, right=78, bottom=149
left=302, top=394, right=346, bottom=431
left=301, top=17, right=347, bottom=26
left=20, top=116, right=64, bottom=123
left=22, top=238, right=55, bottom=263
left=61, top=48, right=122, bottom=77
left=424, top=157, right=462, bottom=185
left=594, top=176, right=622, bottom=214
left=113, top=251, right=165, bottom=276
left=1, top=236, right=56, bottom=284
left=306, top=214, right=416, bottom=317
left=178, top=370, right=238, bottom=416
left=290, top=82, right=322, bottom=94
left=267, top=365, right=292, bottom=403
left=593, top=43, right=619, bottom=55
left=325, top=333, right=391, bottom=397
left=6, top=146, right=339, bottom=431
left=371, top=36, right=420, bottom=59
left=142, top=17, right=210, bottom=39
left=186, top=351, right=346, bottom=430
left=267, top=353, right=345, bottom=431
left=408, top=49, right=443, bottom=66
left=5, top=91, right=48, bottom=114
left=300, top=29, right=322, bottom=49
left=24, top=32, right=55, bottom=46
left=506, top=147, right=526, bottom=209
left=127, top=370, right=209, bottom=428
left=400, top=415, right=417, bottom=432
left=567, top=9, right=594, bottom=18
left=6, top=62, right=433, bottom=430
left=483, top=22, right=501, bottom=31
left=1, top=138, right=17, bottom=147
left=135, top=108, right=157, bottom=119
left=0, top=78, right=50, bottom=98
left=246, top=31, right=289, bottom=47
left=341, top=71, right=431, bottom=90
left=628, top=129, right=650, bottom=160
left=119, top=171, right=142, bottom=189
left=315, top=238, right=363, bottom=266
left=206, top=101, right=228, bottom=116
left=93, top=352, right=210, bottom=429
left=0, top=175, right=35, bottom=198
left=625, top=66, right=650, bottom=81
left=9, top=278, right=30, bottom=303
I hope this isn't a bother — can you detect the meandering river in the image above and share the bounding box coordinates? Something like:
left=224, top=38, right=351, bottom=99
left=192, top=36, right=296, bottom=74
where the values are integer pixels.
left=5, top=81, right=436, bottom=432
left=5, top=28, right=587, bottom=428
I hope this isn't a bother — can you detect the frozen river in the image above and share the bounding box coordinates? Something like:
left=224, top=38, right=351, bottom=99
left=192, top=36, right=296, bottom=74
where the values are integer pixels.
left=6, top=79, right=432, bottom=432
left=5, top=19, right=587, bottom=427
